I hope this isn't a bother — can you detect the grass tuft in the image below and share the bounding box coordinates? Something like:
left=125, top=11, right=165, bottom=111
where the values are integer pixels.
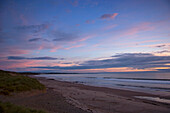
left=0, top=70, right=45, bottom=95
left=0, top=101, right=46, bottom=113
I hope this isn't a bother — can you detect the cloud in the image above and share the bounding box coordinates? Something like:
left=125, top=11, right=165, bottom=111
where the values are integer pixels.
left=100, top=13, right=118, bottom=20
left=155, top=44, right=166, bottom=48
left=20, top=14, right=28, bottom=25
left=30, top=53, right=170, bottom=71
left=78, top=34, right=96, bottom=42
left=156, top=50, right=170, bottom=53
left=121, top=22, right=154, bottom=36
left=64, top=44, right=84, bottom=50
left=70, top=0, right=78, bottom=6
left=157, top=69, right=170, bottom=72
left=1, top=25, right=83, bottom=56
left=0, top=47, right=30, bottom=57
left=66, top=9, right=71, bottom=13
left=28, top=38, right=49, bottom=42
left=76, top=24, right=80, bottom=26
left=0, top=30, right=50, bottom=56
left=85, top=20, right=95, bottom=24
left=28, top=38, right=41, bottom=42
left=1, top=20, right=89, bottom=56
left=52, top=30, right=78, bottom=42
left=16, top=24, right=49, bottom=33
left=85, top=20, right=90, bottom=24
left=49, top=46, right=62, bottom=52
left=0, top=59, right=42, bottom=70
left=7, top=56, right=63, bottom=60
left=141, top=43, right=170, bottom=48
left=102, top=24, right=117, bottom=30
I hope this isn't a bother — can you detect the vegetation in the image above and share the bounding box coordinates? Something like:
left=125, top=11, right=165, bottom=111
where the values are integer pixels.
left=0, top=70, right=45, bottom=95
left=0, top=101, right=46, bottom=113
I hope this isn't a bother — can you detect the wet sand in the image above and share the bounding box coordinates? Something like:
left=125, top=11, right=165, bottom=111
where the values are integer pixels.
left=0, top=76, right=170, bottom=113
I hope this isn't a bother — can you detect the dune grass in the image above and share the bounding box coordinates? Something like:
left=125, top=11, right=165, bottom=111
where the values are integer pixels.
left=0, top=101, right=46, bottom=113
left=0, top=70, right=45, bottom=95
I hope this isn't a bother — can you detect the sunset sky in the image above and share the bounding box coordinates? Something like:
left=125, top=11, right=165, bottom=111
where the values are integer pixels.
left=0, top=0, right=170, bottom=73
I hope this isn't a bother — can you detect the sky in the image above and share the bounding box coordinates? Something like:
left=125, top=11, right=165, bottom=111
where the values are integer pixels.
left=0, top=0, right=170, bottom=73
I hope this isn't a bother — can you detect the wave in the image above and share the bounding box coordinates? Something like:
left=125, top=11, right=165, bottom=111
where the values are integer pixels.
left=115, top=84, right=170, bottom=92
left=103, top=77, right=170, bottom=84
left=103, top=77, right=170, bottom=81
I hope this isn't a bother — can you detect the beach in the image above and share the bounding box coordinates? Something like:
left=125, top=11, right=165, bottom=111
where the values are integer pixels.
left=1, top=76, right=170, bottom=113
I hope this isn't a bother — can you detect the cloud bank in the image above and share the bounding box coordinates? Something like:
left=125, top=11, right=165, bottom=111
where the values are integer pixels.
left=30, top=53, right=170, bottom=71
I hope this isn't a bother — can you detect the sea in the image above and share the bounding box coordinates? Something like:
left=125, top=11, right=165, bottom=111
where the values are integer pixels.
left=35, top=73, right=170, bottom=104
left=35, top=73, right=170, bottom=97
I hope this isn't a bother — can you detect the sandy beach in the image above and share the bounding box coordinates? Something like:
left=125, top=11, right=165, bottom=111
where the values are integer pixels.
left=0, top=76, right=170, bottom=113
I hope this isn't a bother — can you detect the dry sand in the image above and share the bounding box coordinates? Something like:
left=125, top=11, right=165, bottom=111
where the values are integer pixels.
left=0, top=76, right=170, bottom=113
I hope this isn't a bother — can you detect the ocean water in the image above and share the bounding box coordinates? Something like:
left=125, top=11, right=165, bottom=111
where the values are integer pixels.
left=35, top=73, right=170, bottom=96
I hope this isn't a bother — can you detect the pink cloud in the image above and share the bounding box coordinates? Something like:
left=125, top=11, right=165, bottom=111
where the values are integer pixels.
left=14, top=49, right=30, bottom=54
left=33, top=42, right=62, bottom=53
left=86, top=20, right=90, bottom=24
left=1, top=48, right=30, bottom=57
left=0, top=59, right=42, bottom=70
left=68, top=34, right=96, bottom=45
left=71, top=0, right=78, bottom=6
left=20, top=14, right=28, bottom=25
left=103, top=22, right=155, bottom=41
left=66, top=9, right=72, bottom=13
left=100, top=13, right=118, bottom=20
left=122, top=22, right=154, bottom=36
left=79, top=34, right=96, bottom=42
left=49, top=46, right=61, bottom=52
left=113, top=40, right=161, bottom=48
left=76, top=24, right=80, bottom=26
left=85, top=20, right=95, bottom=24
left=89, top=22, right=156, bottom=47
left=62, top=67, right=156, bottom=73
left=92, top=44, right=101, bottom=47
left=38, top=46, right=44, bottom=50
left=64, top=44, right=85, bottom=50
left=102, top=24, right=117, bottom=30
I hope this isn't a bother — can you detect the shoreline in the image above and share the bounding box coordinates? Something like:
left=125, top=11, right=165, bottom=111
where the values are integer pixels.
left=36, top=76, right=170, bottom=113
left=1, top=75, right=170, bottom=113
left=34, top=74, right=170, bottom=97
left=35, top=76, right=170, bottom=99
